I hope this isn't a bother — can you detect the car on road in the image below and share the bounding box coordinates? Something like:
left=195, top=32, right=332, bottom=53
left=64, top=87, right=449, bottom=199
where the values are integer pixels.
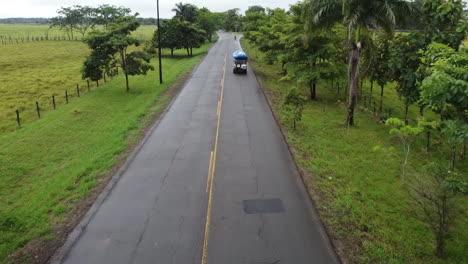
left=232, top=50, right=248, bottom=74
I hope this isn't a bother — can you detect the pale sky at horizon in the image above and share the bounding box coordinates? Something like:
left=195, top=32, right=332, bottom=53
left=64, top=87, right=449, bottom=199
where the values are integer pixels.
left=0, top=0, right=298, bottom=19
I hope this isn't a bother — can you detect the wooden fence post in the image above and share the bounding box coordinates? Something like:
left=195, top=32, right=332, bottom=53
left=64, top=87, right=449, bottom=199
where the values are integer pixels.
left=36, top=101, right=41, bottom=119
left=16, top=109, right=21, bottom=128
left=65, top=90, right=69, bottom=104
left=52, top=95, right=56, bottom=109
left=76, top=84, right=80, bottom=97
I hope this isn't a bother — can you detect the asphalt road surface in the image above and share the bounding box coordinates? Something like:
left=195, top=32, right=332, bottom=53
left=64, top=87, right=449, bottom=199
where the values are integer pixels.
left=56, top=32, right=339, bottom=264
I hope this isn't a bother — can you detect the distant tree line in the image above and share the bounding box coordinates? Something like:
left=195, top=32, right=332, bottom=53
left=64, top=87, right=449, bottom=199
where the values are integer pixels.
left=146, top=2, right=226, bottom=56
left=0, top=18, right=50, bottom=24
left=0, top=17, right=158, bottom=25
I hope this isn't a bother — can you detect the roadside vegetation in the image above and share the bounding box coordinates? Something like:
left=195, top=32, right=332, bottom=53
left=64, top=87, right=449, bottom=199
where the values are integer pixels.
left=241, top=0, right=467, bottom=263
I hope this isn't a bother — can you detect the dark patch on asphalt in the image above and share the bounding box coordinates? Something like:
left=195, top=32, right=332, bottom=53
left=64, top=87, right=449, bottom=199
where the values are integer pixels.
left=243, top=199, right=285, bottom=214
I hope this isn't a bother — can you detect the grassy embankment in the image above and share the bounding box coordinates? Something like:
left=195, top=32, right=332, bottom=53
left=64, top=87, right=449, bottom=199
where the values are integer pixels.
left=0, top=24, right=156, bottom=133
left=0, top=36, right=213, bottom=262
left=241, top=39, right=467, bottom=264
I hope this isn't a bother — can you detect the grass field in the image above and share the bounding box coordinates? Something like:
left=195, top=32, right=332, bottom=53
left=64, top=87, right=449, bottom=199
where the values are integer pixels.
left=0, top=24, right=157, bottom=134
left=0, top=24, right=156, bottom=41
left=242, top=39, right=467, bottom=264
left=0, top=33, right=213, bottom=262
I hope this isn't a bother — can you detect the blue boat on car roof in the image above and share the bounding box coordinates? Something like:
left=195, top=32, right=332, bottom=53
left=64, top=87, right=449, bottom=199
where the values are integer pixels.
left=233, top=50, right=248, bottom=60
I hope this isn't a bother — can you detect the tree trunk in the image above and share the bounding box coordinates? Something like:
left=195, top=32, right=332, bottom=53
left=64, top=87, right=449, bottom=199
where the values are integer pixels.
left=346, top=43, right=361, bottom=126
left=120, top=50, right=129, bottom=92
left=461, top=143, right=466, bottom=160
left=436, top=224, right=445, bottom=258
left=171, top=48, right=174, bottom=57
left=379, top=85, right=384, bottom=112
left=451, top=146, right=456, bottom=170
left=125, top=73, right=129, bottom=92
left=310, top=80, right=316, bottom=100
left=426, top=131, right=430, bottom=153
left=404, top=104, right=409, bottom=125
left=419, top=105, right=424, bottom=117
left=186, top=47, right=190, bottom=56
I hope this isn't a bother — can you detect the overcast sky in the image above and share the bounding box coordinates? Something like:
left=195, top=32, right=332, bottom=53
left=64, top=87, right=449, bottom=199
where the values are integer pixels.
left=0, top=0, right=298, bottom=18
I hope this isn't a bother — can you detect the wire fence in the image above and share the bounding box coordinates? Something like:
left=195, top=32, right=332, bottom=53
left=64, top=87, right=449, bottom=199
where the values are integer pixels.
left=9, top=71, right=117, bottom=131
left=0, top=34, right=82, bottom=45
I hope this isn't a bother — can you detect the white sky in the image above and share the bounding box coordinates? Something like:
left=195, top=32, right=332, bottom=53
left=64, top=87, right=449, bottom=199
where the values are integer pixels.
left=0, top=0, right=298, bottom=18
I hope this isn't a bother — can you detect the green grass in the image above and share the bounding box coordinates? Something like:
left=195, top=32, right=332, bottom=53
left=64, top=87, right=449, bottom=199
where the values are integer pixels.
left=0, top=24, right=156, bottom=41
left=242, top=39, right=467, bottom=264
left=0, top=24, right=157, bottom=134
left=0, top=41, right=90, bottom=133
left=0, top=40, right=213, bottom=263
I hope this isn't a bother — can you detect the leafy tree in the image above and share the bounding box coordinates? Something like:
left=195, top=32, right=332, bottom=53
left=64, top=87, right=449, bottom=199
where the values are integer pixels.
left=419, top=119, right=439, bottom=153
left=285, top=11, right=347, bottom=100
left=83, top=16, right=154, bottom=92
left=389, top=31, right=426, bottom=123
left=419, top=42, right=468, bottom=168
left=172, top=2, right=198, bottom=23
left=304, top=0, right=414, bottom=126
left=149, top=19, right=206, bottom=57
left=386, top=117, right=424, bottom=179
left=397, top=0, right=424, bottom=30
left=246, top=6, right=266, bottom=14
left=409, top=163, right=464, bottom=257
left=223, top=9, right=242, bottom=32
left=371, top=32, right=394, bottom=112
left=94, top=5, right=131, bottom=26
left=51, top=5, right=133, bottom=39
left=74, top=6, right=98, bottom=37
left=50, top=6, right=82, bottom=40
left=284, top=88, right=307, bottom=130
left=196, top=8, right=217, bottom=41
left=250, top=9, right=291, bottom=66
left=180, top=21, right=206, bottom=56
left=243, top=10, right=267, bottom=47
left=422, top=0, right=467, bottom=49
left=151, top=19, right=184, bottom=56
left=82, top=54, right=106, bottom=83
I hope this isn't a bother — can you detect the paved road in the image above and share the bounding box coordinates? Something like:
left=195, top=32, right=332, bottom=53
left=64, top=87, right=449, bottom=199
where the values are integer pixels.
left=56, top=32, right=338, bottom=264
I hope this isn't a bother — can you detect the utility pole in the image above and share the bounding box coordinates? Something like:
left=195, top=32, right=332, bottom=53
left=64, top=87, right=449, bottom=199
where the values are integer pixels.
left=157, top=0, right=163, bottom=84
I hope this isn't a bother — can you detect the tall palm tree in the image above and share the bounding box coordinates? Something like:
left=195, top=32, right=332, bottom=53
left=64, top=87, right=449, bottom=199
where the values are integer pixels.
left=172, top=2, right=198, bottom=23
left=304, top=0, right=413, bottom=126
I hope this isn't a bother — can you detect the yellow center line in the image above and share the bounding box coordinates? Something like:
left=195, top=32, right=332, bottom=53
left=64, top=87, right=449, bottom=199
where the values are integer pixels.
left=202, top=53, right=227, bottom=264
left=206, top=151, right=214, bottom=193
